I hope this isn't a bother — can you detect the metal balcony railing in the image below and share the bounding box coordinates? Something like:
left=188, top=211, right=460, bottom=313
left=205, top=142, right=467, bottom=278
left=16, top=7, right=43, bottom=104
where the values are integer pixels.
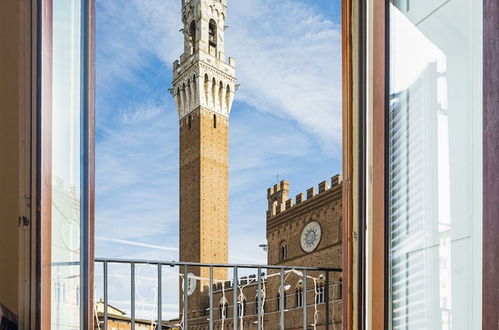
left=94, top=258, right=342, bottom=330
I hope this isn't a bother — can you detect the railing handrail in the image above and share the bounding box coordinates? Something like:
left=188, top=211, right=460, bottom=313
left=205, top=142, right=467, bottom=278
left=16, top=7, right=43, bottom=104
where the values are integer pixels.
left=93, top=258, right=342, bottom=272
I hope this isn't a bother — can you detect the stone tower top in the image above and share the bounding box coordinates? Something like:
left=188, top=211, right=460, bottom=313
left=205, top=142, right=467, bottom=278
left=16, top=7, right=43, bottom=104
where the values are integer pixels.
left=171, top=0, right=236, bottom=119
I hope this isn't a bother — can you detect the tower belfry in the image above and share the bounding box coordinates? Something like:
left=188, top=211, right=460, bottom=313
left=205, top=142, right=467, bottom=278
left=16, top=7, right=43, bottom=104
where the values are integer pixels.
left=171, top=0, right=236, bottom=282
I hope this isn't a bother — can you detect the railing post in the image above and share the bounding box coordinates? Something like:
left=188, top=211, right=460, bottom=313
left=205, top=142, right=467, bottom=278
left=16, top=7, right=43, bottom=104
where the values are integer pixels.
left=183, top=264, right=189, bottom=330
left=209, top=266, right=214, bottom=330
left=103, top=261, right=108, bottom=330
left=233, top=266, right=238, bottom=330
left=131, top=262, right=135, bottom=330
left=303, top=269, right=307, bottom=330
left=157, top=264, right=162, bottom=330
left=325, top=271, right=330, bottom=330
left=280, top=268, right=284, bottom=330
left=257, top=267, right=262, bottom=330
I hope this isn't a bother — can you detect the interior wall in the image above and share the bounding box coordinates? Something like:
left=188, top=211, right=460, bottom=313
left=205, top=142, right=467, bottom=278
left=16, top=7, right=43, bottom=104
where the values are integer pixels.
left=0, top=0, right=21, bottom=315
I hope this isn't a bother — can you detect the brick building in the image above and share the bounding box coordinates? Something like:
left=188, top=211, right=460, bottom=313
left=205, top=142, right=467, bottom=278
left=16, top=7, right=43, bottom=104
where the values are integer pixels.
left=174, top=176, right=343, bottom=330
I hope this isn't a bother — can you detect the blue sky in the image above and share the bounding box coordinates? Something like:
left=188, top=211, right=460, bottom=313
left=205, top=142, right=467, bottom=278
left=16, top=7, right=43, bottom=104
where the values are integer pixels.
left=95, top=0, right=341, bottom=319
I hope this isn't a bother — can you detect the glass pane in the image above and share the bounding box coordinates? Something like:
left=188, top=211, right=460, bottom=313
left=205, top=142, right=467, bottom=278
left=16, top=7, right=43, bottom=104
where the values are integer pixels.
left=388, top=0, right=482, bottom=329
left=51, top=0, right=82, bottom=328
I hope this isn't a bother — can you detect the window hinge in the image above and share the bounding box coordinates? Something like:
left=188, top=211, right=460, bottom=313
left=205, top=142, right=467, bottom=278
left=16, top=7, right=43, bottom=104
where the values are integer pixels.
left=24, top=194, right=31, bottom=208
left=19, top=216, right=30, bottom=227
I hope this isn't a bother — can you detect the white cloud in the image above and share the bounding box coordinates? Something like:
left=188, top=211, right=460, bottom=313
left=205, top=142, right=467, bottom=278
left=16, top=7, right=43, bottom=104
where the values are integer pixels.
left=227, top=0, right=343, bottom=148
left=119, top=103, right=164, bottom=125
left=97, top=0, right=342, bottom=151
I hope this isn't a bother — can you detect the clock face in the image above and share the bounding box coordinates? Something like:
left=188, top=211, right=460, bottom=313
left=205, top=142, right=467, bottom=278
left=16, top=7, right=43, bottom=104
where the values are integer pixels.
left=300, top=221, right=322, bottom=252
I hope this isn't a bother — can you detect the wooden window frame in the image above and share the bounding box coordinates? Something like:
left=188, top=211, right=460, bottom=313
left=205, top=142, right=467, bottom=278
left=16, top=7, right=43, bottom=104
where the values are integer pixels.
left=342, top=0, right=355, bottom=328
left=370, top=0, right=499, bottom=329
left=482, top=0, right=499, bottom=327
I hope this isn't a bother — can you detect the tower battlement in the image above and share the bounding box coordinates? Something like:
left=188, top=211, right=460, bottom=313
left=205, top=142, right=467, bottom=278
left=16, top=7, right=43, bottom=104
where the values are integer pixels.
left=267, top=180, right=290, bottom=217
left=267, top=174, right=342, bottom=218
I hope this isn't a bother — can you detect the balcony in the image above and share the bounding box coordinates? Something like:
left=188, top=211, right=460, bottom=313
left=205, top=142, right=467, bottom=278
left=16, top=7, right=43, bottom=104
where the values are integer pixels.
left=90, top=259, right=342, bottom=330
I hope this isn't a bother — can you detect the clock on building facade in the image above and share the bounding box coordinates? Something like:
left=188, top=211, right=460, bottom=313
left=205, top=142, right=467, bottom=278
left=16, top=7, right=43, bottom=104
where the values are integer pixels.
left=300, top=221, right=322, bottom=252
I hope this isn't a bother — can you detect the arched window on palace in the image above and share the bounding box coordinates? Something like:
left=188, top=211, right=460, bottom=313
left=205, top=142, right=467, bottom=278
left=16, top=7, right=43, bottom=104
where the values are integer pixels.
left=219, top=298, right=228, bottom=319
left=315, top=280, right=325, bottom=304
left=279, top=242, right=287, bottom=261
left=277, top=291, right=286, bottom=311
left=295, top=285, right=304, bottom=307
left=237, top=297, right=246, bottom=318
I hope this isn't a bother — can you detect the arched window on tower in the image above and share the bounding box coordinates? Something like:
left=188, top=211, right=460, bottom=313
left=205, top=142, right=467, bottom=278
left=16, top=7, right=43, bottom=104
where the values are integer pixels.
left=188, top=115, right=192, bottom=129
left=213, top=114, right=217, bottom=128
left=208, top=19, right=217, bottom=56
left=279, top=242, right=287, bottom=261
left=189, top=20, right=196, bottom=54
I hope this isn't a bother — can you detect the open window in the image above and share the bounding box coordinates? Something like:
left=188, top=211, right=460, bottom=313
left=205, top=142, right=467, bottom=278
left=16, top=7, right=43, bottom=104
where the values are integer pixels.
left=279, top=242, right=287, bottom=262
left=208, top=19, right=217, bottom=56
left=188, top=20, right=196, bottom=54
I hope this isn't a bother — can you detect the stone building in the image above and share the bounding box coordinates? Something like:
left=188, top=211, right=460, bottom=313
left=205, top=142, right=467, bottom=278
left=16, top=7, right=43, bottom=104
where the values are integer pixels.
left=94, top=300, right=170, bottom=330
left=175, top=176, right=343, bottom=330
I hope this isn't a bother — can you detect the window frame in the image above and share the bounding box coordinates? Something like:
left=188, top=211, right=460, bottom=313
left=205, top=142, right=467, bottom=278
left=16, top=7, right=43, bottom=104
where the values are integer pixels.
left=368, top=0, right=499, bottom=328
left=36, top=0, right=95, bottom=328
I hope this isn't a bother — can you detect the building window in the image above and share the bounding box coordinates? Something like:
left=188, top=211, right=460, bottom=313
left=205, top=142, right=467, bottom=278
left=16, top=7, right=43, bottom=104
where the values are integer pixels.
left=385, top=1, right=484, bottom=329
left=315, top=282, right=325, bottom=304
left=188, top=115, right=192, bottom=129
left=277, top=291, right=286, bottom=310
left=189, top=20, right=196, bottom=54
left=279, top=242, right=287, bottom=261
left=213, top=114, right=217, bottom=128
left=219, top=299, right=228, bottom=319
left=237, top=298, right=246, bottom=318
left=208, top=19, right=217, bottom=56
left=295, top=287, right=304, bottom=307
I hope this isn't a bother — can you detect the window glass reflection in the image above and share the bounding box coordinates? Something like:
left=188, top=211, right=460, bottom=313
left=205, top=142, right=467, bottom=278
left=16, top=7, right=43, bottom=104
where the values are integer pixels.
left=388, top=0, right=482, bottom=329
left=51, top=0, right=82, bottom=328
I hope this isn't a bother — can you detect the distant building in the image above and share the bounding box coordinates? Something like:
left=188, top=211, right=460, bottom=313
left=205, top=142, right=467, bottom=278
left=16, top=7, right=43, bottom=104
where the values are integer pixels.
left=94, top=299, right=170, bottom=330
left=170, top=175, right=343, bottom=329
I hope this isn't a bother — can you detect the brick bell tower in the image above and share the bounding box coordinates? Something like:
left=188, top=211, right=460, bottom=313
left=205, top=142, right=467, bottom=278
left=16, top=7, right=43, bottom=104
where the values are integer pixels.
left=171, top=0, right=236, bottom=284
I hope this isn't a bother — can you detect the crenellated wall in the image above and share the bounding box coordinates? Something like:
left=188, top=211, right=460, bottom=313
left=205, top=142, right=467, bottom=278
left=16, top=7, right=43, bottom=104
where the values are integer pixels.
left=267, top=174, right=342, bottom=218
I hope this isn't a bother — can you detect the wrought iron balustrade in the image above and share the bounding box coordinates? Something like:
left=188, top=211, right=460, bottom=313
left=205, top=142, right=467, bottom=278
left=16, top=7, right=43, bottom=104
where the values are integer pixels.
left=93, top=258, right=341, bottom=330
